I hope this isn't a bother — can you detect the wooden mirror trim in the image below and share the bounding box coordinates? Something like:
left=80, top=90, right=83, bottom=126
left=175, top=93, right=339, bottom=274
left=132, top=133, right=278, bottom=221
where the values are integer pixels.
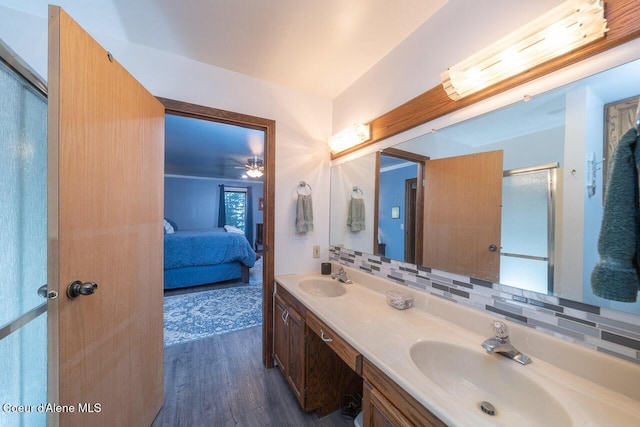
left=157, top=97, right=276, bottom=369
left=332, top=0, right=640, bottom=160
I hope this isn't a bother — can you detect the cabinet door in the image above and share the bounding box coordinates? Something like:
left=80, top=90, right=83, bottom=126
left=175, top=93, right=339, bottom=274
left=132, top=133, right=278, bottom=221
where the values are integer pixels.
left=274, top=293, right=288, bottom=374
left=286, top=306, right=306, bottom=407
left=363, top=382, right=412, bottom=427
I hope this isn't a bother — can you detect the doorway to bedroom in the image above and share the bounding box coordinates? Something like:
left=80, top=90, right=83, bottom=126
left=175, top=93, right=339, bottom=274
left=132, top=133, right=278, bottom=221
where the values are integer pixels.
left=159, top=101, right=273, bottom=359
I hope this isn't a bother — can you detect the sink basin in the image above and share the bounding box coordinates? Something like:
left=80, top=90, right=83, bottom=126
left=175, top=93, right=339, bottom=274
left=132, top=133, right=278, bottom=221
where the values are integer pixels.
left=410, top=341, right=571, bottom=426
left=299, top=278, right=346, bottom=297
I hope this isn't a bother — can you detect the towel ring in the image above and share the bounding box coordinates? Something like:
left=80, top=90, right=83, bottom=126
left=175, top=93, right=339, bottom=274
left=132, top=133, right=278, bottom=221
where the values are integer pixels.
left=350, top=186, right=364, bottom=199
left=297, top=181, right=312, bottom=195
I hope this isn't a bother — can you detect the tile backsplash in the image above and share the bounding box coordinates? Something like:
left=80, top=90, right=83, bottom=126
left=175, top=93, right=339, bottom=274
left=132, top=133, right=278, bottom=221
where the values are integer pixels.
left=330, top=246, right=640, bottom=365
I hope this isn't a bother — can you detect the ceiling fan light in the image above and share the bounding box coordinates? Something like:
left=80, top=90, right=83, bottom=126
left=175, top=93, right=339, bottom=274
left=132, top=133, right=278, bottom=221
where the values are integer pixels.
left=244, top=156, right=264, bottom=178
left=246, top=168, right=263, bottom=178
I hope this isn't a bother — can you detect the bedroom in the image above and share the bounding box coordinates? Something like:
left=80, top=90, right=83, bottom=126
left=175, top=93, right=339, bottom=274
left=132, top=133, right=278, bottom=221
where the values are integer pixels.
left=162, top=113, right=264, bottom=291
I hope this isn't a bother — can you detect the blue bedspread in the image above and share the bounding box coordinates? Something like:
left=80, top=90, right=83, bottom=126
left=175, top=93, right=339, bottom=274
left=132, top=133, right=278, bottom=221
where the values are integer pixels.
left=164, top=230, right=256, bottom=270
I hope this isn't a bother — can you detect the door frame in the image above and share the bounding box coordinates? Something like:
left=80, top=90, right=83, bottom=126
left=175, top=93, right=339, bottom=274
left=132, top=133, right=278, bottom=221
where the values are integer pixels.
left=404, top=178, right=417, bottom=264
left=374, top=147, right=427, bottom=263
left=158, top=98, right=276, bottom=368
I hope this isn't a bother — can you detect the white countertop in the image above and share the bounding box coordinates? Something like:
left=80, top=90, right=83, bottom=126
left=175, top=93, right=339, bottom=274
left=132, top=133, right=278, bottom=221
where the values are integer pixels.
left=275, top=265, right=640, bottom=427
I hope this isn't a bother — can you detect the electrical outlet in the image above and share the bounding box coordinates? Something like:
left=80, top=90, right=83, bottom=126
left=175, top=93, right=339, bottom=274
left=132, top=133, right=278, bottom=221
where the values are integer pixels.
left=313, top=245, right=320, bottom=258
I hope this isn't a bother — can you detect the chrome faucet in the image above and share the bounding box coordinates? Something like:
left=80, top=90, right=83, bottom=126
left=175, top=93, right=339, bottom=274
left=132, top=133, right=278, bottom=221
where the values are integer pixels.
left=482, top=320, right=532, bottom=365
left=331, top=266, right=353, bottom=284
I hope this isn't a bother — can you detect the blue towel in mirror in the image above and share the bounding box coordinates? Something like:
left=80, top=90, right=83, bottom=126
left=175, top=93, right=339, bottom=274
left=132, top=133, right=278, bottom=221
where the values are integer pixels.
left=591, top=127, right=640, bottom=302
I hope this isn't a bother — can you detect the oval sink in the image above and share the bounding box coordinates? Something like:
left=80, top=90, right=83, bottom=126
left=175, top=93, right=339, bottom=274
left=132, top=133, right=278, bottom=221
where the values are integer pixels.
left=410, top=341, right=571, bottom=427
left=299, top=278, right=346, bottom=297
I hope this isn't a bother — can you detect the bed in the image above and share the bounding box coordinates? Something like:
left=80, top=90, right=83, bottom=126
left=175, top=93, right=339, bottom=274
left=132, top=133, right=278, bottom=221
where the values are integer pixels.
left=163, top=224, right=257, bottom=290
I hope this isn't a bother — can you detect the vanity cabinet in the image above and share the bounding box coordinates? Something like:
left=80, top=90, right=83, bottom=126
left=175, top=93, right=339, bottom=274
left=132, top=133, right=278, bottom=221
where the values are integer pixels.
left=306, top=310, right=362, bottom=375
left=274, top=292, right=306, bottom=407
left=363, top=382, right=412, bottom=427
left=274, top=286, right=363, bottom=416
left=362, top=358, right=445, bottom=427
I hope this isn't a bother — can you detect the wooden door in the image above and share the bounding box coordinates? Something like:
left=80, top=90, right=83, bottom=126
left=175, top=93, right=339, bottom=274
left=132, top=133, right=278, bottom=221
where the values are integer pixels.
left=273, top=293, right=288, bottom=374
left=362, top=382, right=412, bottom=427
left=48, top=6, right=165, bottom=426
left=422, top=150, right=503, bottom=282
left=286, top=306, right=306, bottom=407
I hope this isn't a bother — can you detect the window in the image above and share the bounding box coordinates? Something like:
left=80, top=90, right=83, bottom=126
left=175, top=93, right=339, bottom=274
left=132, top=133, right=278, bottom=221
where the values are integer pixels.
left=224, top=188, right=247, bottom=232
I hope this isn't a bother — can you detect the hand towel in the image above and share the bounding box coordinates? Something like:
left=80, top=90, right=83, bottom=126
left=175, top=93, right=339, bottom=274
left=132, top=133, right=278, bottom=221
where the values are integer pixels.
left=591, top=127, right=639, bottom=302
left=347, top=198, right=366, bottom=232
left=295, top=194, right=314, bottom=233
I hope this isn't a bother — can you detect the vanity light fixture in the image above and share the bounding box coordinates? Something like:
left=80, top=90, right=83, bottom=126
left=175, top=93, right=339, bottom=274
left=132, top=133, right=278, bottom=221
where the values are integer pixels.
left=328, top=123, right=371, bottom=153
left=441, top=0, right=608, bottom=101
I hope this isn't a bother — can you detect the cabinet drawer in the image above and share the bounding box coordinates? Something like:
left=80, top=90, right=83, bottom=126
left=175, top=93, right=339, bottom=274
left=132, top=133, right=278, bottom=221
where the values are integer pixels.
left=306, top=310, right=362, bottom=375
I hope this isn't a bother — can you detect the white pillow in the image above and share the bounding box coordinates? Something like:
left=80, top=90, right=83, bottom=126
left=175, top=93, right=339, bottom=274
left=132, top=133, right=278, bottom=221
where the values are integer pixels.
left=164, top=219, right=175, bottom=234
left=224, top=225, right=244, bottom=234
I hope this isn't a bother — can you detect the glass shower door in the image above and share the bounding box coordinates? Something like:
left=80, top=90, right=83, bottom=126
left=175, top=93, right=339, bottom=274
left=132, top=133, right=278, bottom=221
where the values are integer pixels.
left=0, top=52, right=48, bottom=426
left=500, top=165, right=556, bottom=294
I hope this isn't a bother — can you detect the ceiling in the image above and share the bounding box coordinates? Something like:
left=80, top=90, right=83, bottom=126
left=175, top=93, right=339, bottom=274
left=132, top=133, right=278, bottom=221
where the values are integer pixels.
left=2, top=0, right=448, bottom=99
left=0, top=0, right=449, bottom=179
left=164, top=114, right=265, bottom=181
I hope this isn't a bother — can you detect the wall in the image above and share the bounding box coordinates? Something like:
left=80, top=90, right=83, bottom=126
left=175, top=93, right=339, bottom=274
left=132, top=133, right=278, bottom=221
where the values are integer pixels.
left=164, top=176, right=264, bottom=232
left=379, top=164, right=417, bottom=260
left=0, top=3, right=332, bottom=275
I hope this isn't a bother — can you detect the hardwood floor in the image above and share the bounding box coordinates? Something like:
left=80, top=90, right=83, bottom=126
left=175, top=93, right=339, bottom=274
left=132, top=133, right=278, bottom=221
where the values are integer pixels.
left=151, top=326, right=356, bottom=427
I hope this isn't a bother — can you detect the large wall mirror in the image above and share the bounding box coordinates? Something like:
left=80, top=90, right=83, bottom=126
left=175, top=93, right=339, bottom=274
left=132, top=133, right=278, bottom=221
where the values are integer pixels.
left=330, top=56, right=640, bottom=315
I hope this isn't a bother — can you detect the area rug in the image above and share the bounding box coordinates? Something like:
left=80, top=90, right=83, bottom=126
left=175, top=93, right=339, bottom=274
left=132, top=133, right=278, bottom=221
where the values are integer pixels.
left=164, top=285, right=263, bottom=347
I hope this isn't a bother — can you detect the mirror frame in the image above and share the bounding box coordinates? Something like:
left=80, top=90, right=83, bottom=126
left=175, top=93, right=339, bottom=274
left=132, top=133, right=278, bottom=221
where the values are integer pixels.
left=332, top=0, right=640, bottom=160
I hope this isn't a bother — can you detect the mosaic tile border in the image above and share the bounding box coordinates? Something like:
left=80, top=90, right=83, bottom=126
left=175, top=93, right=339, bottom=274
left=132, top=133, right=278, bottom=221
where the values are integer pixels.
left=330, top=246, right=640, bottom=364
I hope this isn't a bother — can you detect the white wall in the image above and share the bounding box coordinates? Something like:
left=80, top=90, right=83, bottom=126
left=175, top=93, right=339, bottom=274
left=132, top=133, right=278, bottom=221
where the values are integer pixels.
left=0, top=4, right=333, bottom=276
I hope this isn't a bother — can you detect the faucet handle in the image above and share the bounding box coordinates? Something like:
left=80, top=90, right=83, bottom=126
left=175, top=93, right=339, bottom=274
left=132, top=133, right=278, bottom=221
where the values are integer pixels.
left=491, top=319, right=509, bottom=339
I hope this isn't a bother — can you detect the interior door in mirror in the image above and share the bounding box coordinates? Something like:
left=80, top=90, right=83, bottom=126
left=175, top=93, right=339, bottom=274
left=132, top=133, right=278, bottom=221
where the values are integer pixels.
left=423, top=150, right=503, bottom=282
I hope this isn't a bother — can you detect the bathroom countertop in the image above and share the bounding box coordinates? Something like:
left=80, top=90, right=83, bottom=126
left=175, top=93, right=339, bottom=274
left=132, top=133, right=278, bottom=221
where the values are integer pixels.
left=275, top=265, right=640, bottom=427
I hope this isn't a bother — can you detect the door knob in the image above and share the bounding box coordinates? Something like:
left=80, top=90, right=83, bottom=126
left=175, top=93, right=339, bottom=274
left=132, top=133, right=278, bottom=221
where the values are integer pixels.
left=489, top=244, right=498, bottom=252
left=66, top=280, right=98, bottom=299
left=38, top=284, right=59, bottom=300
left=38, top=284, right=48, bottom=298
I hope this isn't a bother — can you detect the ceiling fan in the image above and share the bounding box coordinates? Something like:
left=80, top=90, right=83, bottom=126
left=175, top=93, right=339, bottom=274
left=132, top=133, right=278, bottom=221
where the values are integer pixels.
left=237, top=155, right=264, bottom=178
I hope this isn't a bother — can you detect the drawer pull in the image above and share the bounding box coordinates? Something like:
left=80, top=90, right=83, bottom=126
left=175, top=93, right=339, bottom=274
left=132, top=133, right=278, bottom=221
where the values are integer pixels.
left=320, top=330, right=333, bottom=343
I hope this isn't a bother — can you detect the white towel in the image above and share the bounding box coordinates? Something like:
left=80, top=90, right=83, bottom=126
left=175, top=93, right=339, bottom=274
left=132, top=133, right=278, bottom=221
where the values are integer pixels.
left=295, top=194, right=314, bottom=233
left=347, top=198, right=365, bottom=232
